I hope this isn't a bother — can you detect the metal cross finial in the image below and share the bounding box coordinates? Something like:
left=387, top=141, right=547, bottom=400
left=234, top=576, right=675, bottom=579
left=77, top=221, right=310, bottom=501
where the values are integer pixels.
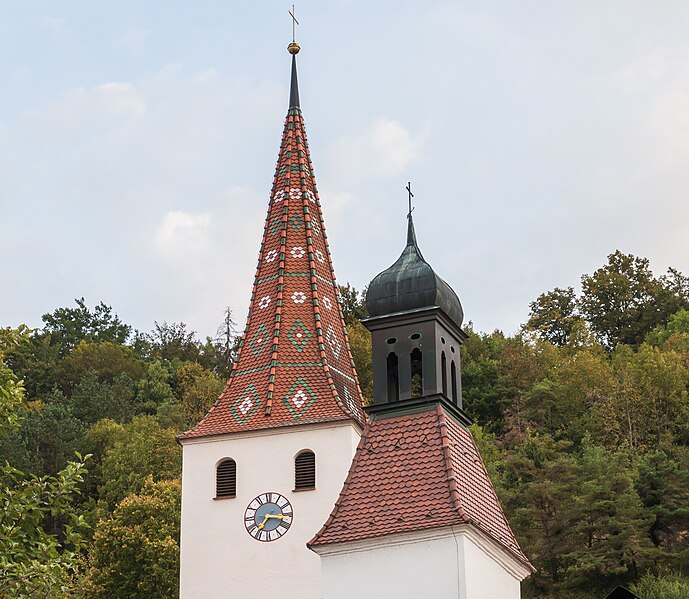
left=406, top=181, right=414, bottom=216
left=289, top=5, right=299, bottom=43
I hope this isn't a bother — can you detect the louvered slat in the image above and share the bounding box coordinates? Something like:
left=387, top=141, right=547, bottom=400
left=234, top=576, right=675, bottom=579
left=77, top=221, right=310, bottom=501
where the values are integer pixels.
left=295, top=451, right=315, bottom=490
left=216, top=459, right=236, bottom=497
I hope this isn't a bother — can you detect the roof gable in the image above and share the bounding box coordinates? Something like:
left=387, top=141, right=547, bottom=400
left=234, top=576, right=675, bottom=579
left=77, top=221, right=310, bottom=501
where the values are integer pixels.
left=309, top=404, right=532, bottom=569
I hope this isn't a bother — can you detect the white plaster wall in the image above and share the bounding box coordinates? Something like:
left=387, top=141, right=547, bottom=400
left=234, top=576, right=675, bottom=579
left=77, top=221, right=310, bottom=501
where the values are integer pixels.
left=319, top=528, right=526, bottom=599
left=462, top=534, right=522, bottom=599
left=179, top=422, right=360, bottom=599
left=321, top=535, right=461, bottom=599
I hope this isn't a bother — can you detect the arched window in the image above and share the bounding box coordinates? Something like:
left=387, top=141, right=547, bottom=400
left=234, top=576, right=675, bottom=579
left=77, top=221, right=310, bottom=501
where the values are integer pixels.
left=295, top=450, right=316, bottom=490
left=441, top=351, right=447, bottom=396
left=387, top=352, right=399, bottom=403
left=451, top=361, right=457, bottom=403
left=216, top=458, right=236, bottom=498
left=411, top=348, right=423, bottom=398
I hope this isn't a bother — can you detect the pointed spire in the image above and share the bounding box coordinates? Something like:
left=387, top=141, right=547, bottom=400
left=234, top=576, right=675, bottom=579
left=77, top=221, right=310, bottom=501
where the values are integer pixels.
left=406, top=212, right=418, bottom=247
left=287, top=5, right=301, bottom=109
left=289, top=53, right=300, bottom=108
left=179, top=44, right=365, bottom=440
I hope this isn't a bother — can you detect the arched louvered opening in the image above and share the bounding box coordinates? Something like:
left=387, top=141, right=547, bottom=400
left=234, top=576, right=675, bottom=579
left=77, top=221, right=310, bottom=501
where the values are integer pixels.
left=387, top=352, right=399, bottom=403
left=410, top=347, right=423, bottom=398
left=441, top=351, right=448, bottom=397
left=216, top=458, right=236, bottom=498
left=451, top=361, right=458, bottom=403
left=295, top=450, right=316, bottom=490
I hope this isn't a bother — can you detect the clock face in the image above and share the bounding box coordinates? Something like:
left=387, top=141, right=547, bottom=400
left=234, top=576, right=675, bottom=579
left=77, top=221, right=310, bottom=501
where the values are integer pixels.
left=244, top=492, right=294, bottom=542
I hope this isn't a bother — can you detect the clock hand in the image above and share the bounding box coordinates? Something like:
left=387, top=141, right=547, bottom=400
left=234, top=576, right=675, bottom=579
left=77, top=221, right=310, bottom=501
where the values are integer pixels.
left=265, top=514, right=285, bottom=520
left=257, top=514, right=271, bottom=530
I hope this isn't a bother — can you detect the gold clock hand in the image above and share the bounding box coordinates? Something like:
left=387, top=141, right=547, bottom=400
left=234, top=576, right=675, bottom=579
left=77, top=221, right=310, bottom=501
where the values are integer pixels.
left=257, top=514, right=271, bottom=530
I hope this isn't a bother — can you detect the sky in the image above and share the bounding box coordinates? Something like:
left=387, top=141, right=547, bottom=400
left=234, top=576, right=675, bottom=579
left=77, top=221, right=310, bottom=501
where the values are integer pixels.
left=2, top=1, right=689, bottom=341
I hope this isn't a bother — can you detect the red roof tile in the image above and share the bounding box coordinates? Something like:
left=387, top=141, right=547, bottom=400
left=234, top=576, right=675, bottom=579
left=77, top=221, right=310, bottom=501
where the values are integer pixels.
left=308, top=404, right=533, bottom=569
left=180, top=96, right=365, bottom=441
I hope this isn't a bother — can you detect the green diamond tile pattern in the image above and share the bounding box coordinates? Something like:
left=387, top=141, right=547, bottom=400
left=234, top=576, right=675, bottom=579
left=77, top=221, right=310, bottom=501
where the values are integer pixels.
left=230, top=383, right=261, bottom=425
left=287, top=318, right=312, bottom=352
left=249, top=323, right=270, bottom=357
left=282, top=377, right=317, bottom=418
left=289, top=213, right=303, bottom=231
left=178, top=63, right=367, bottom=441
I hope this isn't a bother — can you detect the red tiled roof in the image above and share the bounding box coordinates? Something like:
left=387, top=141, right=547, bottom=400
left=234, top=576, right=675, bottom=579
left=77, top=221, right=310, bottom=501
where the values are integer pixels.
left=180, top=71, right=365, bottom=440
left=308, top=404, right=532, bottom=568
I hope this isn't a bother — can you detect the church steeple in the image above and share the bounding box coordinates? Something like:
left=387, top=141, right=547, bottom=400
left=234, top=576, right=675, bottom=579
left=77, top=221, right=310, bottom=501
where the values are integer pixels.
left=181, top=42, right=364, bottom=440
left=363, top=199, right=468, bottom=419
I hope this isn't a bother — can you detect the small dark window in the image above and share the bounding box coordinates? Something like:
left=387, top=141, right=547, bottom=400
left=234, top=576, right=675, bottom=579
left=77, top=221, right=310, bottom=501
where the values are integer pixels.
left=295, top=450, right=316, bottom=490
left=410, top=332, right=421, bottom=340
left=441, top=351, right=448, bottom=396
left=441, top=336, right=446, bottom=344
left=386, top=337, right=397, bottom=344
left=216, top=459, right=236, bottom=498
left=451, top=361, right=458, bottom=403
left=387, top=352, right=400, bottom=403
left=411, top=347, right=423, bottom=398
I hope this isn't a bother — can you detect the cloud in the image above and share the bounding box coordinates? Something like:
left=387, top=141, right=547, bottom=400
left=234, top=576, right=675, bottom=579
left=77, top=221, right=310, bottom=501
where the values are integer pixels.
left=116, top=27, right=149, bottom=56
left=154, top=211, right=212, bottom=257
left=326, top=119, right=420, bottom=184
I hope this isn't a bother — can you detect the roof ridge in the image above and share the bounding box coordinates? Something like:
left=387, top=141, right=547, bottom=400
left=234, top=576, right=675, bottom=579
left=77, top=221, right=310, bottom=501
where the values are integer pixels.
left=435, top=405, right=470, bottom=521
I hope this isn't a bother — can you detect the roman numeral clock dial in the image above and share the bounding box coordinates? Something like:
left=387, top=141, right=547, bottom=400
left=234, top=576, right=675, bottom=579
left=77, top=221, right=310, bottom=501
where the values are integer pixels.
left=244, top=493, right=294, bottom=542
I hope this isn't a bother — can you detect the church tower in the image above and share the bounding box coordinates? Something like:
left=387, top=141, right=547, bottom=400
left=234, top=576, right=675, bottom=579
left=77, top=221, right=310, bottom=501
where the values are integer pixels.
left=178, top=41, right=365, bottom=599
left=309, top=208, right=534, bottom=598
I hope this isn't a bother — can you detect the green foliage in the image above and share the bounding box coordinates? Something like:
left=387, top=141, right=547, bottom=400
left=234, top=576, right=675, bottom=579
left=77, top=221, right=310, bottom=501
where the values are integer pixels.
left=58, top=341, right=144, bottom=394
left=0, top=458, right=91, bottom=598
left=176, top=361, right=224, bottom=424
left=84, top=477, right=181, bottom=598
left=41, top=298, right=131, bottom=356
left=525, top=286, right=581, bottom=346
left=1, top=329, right=91, bottom=597
left=338, top=283, right=369, bottom=324
left=579, top=251, right=689, bottom=350
left=98, top=416, right=181, bottom=508
left=346, top=320, right=373, bottom=404
left=630, top=572, right=689, bottom=599
left=20, top=400, right=86, bottom=475
left=70, top=371, right=136, bottom=425
left=136, top=360, right=175, bottom=413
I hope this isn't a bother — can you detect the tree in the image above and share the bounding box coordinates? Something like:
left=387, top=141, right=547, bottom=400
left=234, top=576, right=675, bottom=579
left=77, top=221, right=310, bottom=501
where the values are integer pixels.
left=338, top=283, right=368, bottom=325
left=525, top=286, right=581, bottom=346
left=501, top=433, right=579, bottom=594
left=147, top=321, right=200, bottom=362
left=345, top=320, right=373, bottom=404
left=565, top=443, right=653, bottom=590
left=175, top=362, right=224, bottom=424
left=58, top=341, right=144, bottom=394
left=635, top=450, right=689, bottom=564
left=0, top=328, right=90, bottom=598
left=70, top=371, right=137, bottom=425
left=84, top=478, right=181, bottom=598
left=98, top=416, right=181, bottom=508
left=20, top=399, right=86, bottom=476
left=631, top=572, right=689, bottom=599
left=136, top=360, right=175, bottom=414
left=579, top=252, right=688, bottom=350
left=41, top=298, right=131, bottom=356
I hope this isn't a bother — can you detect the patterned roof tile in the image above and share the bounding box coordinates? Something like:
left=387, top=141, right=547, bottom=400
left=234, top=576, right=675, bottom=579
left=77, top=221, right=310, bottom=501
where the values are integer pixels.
left=180, top=59, right=365, bottom=441
left=308, top=404, right=533, bottom=570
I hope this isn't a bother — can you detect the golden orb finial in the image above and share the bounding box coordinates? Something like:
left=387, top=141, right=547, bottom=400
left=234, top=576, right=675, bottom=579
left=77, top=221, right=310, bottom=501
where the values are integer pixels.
left=288, top=42, right=301, bottom=55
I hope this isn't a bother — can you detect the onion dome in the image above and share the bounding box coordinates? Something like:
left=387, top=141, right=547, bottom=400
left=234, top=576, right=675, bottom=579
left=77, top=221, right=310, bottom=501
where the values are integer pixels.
left=365, top=212, right=464, bottom=327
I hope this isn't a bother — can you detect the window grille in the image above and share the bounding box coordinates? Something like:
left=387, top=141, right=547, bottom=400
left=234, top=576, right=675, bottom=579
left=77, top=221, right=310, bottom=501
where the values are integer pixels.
left=295, top=450, right=316, bottom=490
left=216, top=459, right=236, bottom=498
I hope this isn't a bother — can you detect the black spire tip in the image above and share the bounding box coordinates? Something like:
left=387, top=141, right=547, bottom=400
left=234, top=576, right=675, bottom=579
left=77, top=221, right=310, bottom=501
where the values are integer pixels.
left=289, top=54, right=300, bottom=109
left=406, top=211, right=419, bottom=248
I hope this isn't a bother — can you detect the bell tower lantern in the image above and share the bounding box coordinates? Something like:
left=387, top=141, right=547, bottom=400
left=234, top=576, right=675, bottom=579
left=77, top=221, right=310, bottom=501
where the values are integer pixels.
left=363, top=208, right=469, bottom=421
